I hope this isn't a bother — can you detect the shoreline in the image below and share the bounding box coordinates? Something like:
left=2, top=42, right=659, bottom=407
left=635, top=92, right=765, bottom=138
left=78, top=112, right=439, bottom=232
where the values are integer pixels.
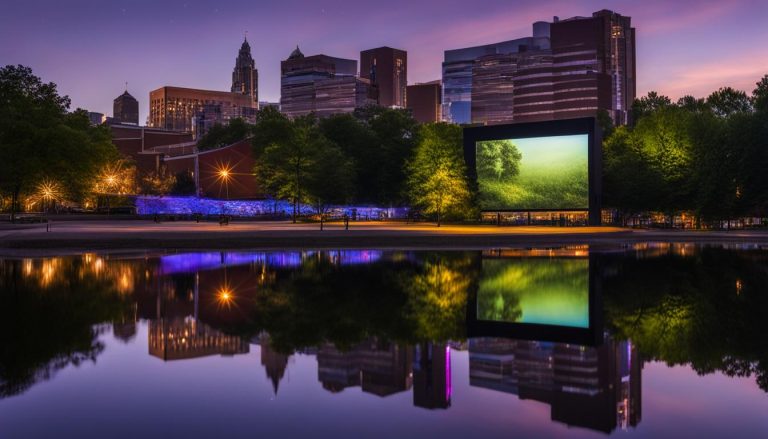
left=2, top=220, right=768, bottom=256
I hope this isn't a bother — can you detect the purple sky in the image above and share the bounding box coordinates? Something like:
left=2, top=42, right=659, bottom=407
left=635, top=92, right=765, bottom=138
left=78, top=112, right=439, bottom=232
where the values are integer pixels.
left=2, top=0, right=767, bottom=123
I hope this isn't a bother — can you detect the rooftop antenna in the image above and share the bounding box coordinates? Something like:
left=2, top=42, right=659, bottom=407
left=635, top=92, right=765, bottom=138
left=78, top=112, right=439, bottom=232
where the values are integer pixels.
left=125, top=81, right=128, bottom=92
left=244, top=30, right=248, bottom=41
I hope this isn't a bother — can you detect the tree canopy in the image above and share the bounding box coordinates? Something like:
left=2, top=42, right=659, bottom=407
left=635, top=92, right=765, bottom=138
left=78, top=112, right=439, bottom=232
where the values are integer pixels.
left=406, top=123, right=472, bottom=225
left=605, top=77, right=768, bottom=225
left=0, top=65, right=118, bottom=217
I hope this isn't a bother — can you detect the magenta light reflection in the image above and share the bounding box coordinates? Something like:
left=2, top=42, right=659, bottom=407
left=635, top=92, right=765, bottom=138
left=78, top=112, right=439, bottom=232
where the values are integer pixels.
left=445, top=346, right=452, bottom=403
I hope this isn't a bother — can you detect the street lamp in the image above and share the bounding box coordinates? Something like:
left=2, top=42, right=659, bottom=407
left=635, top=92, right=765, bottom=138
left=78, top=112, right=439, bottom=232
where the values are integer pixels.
left=216, top=163, right=233, bottom=200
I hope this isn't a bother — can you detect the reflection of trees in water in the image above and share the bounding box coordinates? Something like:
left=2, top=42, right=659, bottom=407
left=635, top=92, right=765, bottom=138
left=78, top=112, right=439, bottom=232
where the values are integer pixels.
left=476, top=258, right=588, bottom=323
left=4, top=247, right=768, bottom=398
left=0, top=258, right=134, bottom=398
left=602, top=247, right=768, bottom=392
left=220, top=253, right=474, bottom=353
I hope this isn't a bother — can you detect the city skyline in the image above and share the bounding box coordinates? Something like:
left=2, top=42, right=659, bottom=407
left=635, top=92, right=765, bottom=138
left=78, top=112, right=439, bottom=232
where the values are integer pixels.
left=2, top=0, right=766, bottom=124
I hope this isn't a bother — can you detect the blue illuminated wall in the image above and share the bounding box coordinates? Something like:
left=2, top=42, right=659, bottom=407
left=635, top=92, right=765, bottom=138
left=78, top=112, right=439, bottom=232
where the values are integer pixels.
left=135, top=196, right=409, bottom=219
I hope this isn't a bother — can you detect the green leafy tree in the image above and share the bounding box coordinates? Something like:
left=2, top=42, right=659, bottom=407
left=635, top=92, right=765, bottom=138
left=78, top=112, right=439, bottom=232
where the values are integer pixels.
left=633, top=106, right=695, bottom=218
left=476, top=139, right=522, bottom=181
left=596, top=108, right=615, bottom=137
left=752, top=75, right=768, bottom=114
left=197, top=118, right=250, bottom=151
left=355, top=106, right=419, bottom=205
left=251, top=106, right=294, bottom=154
left=318, top=113, right=379, bottom=203
left=139, top=168, right=175, bottom=195
left=407, top=123, right=471, bottom=226
left=676, top=95, right=710, bottom=113
left=602, top=126, right=660, bottom=223
left=631, top=91, right=672, bottom=124
left=707, top=87, right=752, bottom=117
left=254, top=116, right=318, bottom=222
left=0, top=65, right=117, bottom=219
left=305, top=139, right=355, bottom=217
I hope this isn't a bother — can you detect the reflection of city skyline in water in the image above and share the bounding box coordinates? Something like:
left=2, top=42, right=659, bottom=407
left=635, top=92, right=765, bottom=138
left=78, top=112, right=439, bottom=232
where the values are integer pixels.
left=135, top=248, right=639, bottom=434
left=6, top=244, right=768, bottom=437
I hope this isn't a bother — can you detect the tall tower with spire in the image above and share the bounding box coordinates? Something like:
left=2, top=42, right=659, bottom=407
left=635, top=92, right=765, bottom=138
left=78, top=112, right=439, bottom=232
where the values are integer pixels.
left=231, top=36, right=259, bottom=108
left=113, top=84, right=139, bottom=125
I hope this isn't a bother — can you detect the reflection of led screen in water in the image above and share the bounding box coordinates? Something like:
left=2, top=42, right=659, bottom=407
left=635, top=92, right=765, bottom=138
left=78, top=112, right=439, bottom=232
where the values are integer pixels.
left=476, top=134, right=588, bottom=210
left=477, top=258, right=589, bottom=328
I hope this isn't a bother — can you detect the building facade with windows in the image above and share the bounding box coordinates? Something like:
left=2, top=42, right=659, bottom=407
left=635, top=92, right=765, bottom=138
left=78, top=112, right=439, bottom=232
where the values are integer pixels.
left=406, top=81, right=442, bottom=123
left=148, top=86, right=256, bottom=133
left=442, top=10, right=635, bottom=125
left=360, top=46, right=407, bottom=108
left=280, top=47, right=372, bottom=118
left=442, top=28, right=550, bottom=124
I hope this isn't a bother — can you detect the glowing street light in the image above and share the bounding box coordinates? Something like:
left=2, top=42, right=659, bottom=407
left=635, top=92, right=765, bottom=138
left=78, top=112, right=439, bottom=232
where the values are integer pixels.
left=215, top=162, right=234, bottom=200
left=33, top=179, right=63, bottom=212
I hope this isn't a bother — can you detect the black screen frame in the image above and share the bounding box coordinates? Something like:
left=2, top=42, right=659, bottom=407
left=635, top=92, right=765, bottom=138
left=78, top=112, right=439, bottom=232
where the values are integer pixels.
left=466, top=252, right=603, bottom=346
left=463, top=117, right=602, bottom=225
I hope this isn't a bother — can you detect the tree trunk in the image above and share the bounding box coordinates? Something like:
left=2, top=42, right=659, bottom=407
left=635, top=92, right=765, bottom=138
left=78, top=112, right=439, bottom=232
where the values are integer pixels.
left=436, top=205, right=441, bottom=227
left=292, top=198, right=297, bottom=224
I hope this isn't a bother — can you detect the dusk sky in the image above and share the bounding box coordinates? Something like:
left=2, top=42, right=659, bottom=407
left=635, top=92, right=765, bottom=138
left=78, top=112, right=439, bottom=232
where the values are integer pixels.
left=2, top=0, right=767, bottom=123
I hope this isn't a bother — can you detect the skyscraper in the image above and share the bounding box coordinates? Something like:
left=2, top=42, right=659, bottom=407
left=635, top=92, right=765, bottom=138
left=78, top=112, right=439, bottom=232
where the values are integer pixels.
left=442, top=29, right=550, bottom=124
left=280, top=47, right=374, bottom=118
left=549, top=10, right=636, bottom=125
left=231, top=37, right=259, bottom=108
left=442, top=10, right=635, bottom=125
left=360, top=47, right=407, bottom=108
left=113, top=89, right=139, bottom=125
left=406, top=81, right=442, bottom=123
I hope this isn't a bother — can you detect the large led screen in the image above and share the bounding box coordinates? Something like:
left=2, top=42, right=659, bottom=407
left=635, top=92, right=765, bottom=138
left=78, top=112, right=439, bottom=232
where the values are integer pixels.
left=476, top=258, right=589, bottom=328
left=476, top=134, right=589, bottom=210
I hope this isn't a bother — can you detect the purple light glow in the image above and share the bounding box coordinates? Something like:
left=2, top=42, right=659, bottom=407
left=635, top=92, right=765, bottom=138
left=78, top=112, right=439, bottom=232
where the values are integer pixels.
left=135, top=196, right=409, bottom=219
left=159, top=250, right=383, bottom=274
left=445, top=345, right=452, bottom=403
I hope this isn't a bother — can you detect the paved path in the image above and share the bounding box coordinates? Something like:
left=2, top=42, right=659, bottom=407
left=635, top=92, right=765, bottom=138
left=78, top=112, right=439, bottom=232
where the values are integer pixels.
left=1, top=220, right=767, bottom=255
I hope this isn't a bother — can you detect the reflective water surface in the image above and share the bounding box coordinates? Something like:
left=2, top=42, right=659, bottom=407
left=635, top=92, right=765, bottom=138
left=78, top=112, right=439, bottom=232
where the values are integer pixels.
left=1, top=245, right=767, bottom=438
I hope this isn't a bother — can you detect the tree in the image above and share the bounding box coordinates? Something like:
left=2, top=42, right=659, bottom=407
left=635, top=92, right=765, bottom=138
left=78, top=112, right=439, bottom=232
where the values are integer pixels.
left=406, top=123, right=471, bottom=226
left=318, top=113, right=379, bottom=203
left=139, top=168, right=175, bottom=195
left=596, top=108, right=615, bottom=137
left=355, top=106, right=419, bottom=205
left=476, top=139, right=521, bottom=181
left=631, top=91, right=672, bottom=124
left=251, top=106, right=293, bottom=153
left=602, top=126, right=659, bottom=223
left=254, top=116, right=318, bottom=222
left=707, top=87, right=752, bottom=117
left=676, top=95, right=710, bottom=113
left=171, top=170, right=196, bottom=195
left=633, top=106, right=695, bottom=217
left=752, top=75, right=768, bottom=114
left=197, top=118, right=250, bottom=151
left=0, top=65, right=117, bottom=219
left=304, top=140, right=354, bottom=217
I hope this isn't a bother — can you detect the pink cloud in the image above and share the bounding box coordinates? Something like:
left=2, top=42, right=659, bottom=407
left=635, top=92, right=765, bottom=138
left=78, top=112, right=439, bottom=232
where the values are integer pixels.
left=640, top=48, right=768, bottom=99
